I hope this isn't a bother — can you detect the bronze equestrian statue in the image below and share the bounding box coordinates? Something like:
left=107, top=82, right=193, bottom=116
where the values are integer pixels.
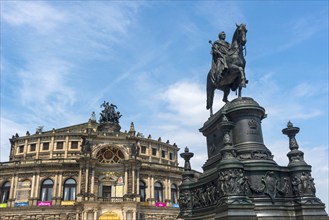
left=206, top=24, right=248, bottom=115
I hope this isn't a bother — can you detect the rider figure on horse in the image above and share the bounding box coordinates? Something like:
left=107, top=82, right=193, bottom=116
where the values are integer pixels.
left=207, top=24, right=248, bottom=113
left=211, top=31, right=231, bottom=85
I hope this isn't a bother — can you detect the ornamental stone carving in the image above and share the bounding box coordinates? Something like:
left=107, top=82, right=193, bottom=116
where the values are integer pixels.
left=248, top=171, right=291, bottom=203
left=291, top=172, right=316, bottom=196
left=179, top=190, right=191, bottom=211
left=217, top=169, right=248, bottom=196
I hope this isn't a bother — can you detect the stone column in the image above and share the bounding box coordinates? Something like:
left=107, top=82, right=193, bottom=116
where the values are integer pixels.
left=49, top=136, right=54, bottom=159
left=30, top=173, right=36, bottom=199
left=9, top=174, right=16, bottom=207
left=23, top=139, right=28, bottom=158
left=147, top=175, right=151, bottom=200
left=85, top=164, right=89, bottom=194
left=53, top=173, right=58, bottom=204
left=122, top=211, right=126, bottom=220
left=132, top=169, right=135, bottom=194
left=12, top=175, right=18, bottom=205
left=124, top=168, right=128, bottom=194
left=57, top=173, right=63, bottom=202
left=35, top=138, right=41, bottom=159
left=136, top=170, right=140, bottom=196
left=9, top=175, right=15, bottom=199
left=64, top=136, right=69, bottom=158
left=91, top=167, right=95, bottom=194
left=93, top=208, right=98, bottom=220
left=151, top=175, right=154, bottom=204
left=78, top=168, right=82, bottom=194
left=167, top=178, right=171, bottom=205
left=34, top=172, right=40, bottom=202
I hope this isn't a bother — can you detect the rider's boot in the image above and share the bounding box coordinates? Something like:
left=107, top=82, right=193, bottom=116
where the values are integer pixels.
left=240, top=78, right=247, bottom=88
left=239, top=68, right=247, bottom=87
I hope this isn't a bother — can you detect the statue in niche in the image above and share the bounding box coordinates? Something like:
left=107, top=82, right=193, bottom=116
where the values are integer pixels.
left=81, top=137, right=92, bottom=156
left=131, top=141, right=140, bottom=158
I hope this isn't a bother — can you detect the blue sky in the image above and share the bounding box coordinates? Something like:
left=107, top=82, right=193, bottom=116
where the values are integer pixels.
left=1, top=1, right=328, bottom=212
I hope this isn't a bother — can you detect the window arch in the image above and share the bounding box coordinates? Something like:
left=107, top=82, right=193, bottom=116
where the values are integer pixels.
left=139, top=180, right=146, bottom=202
left=40, top=179, right=53, bottom=201
left=63, top=178, right=76, bottom=201
left=96, top=146, right=125, bottom=164
left=171, top=183, right=178, bottom=204
left=154, top=182, right=163, bottom=202
left=0, top=181, right=10, bottom=203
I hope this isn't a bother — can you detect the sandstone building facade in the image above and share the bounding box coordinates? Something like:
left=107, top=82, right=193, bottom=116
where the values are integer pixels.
left=0, top=106, right=184, bottom=220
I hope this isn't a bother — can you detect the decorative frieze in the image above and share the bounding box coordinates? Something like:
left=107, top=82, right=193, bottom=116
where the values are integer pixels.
left=291, top=172, right=316, bottom=197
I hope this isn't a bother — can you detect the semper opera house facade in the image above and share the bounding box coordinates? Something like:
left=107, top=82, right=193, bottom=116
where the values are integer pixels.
left=0, top=103, right=189, bottom=220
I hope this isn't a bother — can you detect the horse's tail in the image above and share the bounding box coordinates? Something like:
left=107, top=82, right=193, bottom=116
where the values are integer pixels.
left=206, top=71, right=215, bottom=110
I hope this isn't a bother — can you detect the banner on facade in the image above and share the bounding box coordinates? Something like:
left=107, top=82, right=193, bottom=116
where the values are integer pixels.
left=172, top=203, right=179, bottom=208
left=37, top=201, right=52, bottom=206
left=155, top=202, right=166, bottom=207
left=61, top=201, right=75, bottom=206
left=14, top=202, right=28, bottom=207
left=0, top=203, right=7, bottom=208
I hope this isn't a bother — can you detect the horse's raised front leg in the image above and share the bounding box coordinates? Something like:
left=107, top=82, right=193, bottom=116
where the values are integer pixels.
left=222, top=86, right=230, bottom=103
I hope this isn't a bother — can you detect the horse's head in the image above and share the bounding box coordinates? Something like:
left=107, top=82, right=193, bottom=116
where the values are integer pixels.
left=234, top=23, right=247, bottom=46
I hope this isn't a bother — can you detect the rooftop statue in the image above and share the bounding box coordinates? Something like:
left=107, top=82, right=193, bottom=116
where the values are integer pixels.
left=207, top=24, right=248, bottom=115
left=99, top=101, right=122, bottom=124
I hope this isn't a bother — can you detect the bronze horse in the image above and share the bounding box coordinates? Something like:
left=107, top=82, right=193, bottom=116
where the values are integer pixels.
left=206, top=24, right=248, bottom=115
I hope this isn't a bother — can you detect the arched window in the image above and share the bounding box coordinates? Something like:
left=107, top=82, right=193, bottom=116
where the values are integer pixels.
left=63, top=178, right=76, bottom=201
left=0, top=181, right=10, bottom=203
left=171, top=183, right=178, bottom=204
left=40, top=179, right=53, bottom=201
left=139, top=180, right=146, bottom=202
left=154, top=182, right=163, bottom=202
left=96, top=146, right=125, bottom=164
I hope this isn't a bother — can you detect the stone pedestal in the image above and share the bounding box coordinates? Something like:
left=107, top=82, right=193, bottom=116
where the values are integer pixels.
left=179, top=97, right=328, bottom=220
left=97, top=122, right=121, bottom=132
left=200, top=97, right=276, bottom=172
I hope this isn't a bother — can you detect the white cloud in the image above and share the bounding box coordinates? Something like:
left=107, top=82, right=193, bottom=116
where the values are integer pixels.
left=1, top=1, right=145, bottom=127
left=158, top=81, right=209, bottom=126
left=247, top=72, right=327, bottom=120
left=13, top=58, right=76, bottom=125
left=0, top=118, right=28, bottom=162
left=2, top=1, right=66, bottom=33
